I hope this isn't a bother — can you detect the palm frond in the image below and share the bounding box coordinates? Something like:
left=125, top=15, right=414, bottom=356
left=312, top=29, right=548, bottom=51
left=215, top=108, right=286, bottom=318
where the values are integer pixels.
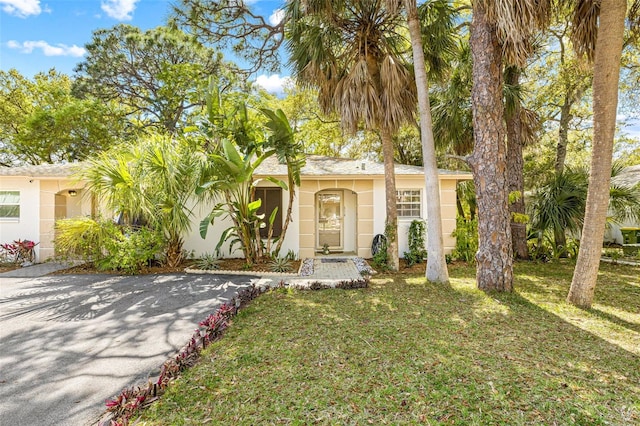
left=571, top=0, right=600, bottom=61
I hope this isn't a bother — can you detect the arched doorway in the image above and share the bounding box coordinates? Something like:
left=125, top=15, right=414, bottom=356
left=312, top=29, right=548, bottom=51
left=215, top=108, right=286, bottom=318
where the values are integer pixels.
left=316, top=189, right=357, bottom=253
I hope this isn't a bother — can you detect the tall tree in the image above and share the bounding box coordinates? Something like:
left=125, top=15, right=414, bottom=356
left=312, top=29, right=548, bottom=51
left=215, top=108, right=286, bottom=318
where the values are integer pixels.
left=504, top=66, right=539, bottom=260
left=468, top=1, right=513, bottom=291
left=568, top=0, right=629, bottom=308
left=403, top=0, right=456, bottom=282
left=286, top=0, right=419, bottom=271
left=74, top=24, right=229, bottom=134
left=468, top=0, right=551, bottom=291
left=0, top=69, right=123, bottom=166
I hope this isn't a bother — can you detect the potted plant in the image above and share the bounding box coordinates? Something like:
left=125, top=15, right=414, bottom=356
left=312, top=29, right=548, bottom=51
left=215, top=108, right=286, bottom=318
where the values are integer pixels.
left=322, top=243, right=330, bottom=255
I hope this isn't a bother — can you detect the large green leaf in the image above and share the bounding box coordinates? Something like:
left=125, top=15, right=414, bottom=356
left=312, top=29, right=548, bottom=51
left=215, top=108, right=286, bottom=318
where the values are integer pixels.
left=247, top=199, right=262, bottom=214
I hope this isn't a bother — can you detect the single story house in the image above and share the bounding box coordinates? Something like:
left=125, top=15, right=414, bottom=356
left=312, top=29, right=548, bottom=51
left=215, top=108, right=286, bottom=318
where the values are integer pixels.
left=604, top=164, right=640, bottom=245
left=0, top=157, right=471, bottom=262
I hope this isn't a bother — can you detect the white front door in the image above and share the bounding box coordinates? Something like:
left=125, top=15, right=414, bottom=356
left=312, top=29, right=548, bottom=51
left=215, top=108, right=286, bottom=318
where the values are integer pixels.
left=317, top=191, right=343, bottom=250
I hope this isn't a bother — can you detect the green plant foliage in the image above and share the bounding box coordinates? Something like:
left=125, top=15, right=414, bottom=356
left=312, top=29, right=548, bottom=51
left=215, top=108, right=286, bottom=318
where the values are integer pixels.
left=194, top=253, right=222, bottom=270
left=602, top=248, right=623, bottom=264
left=284, top=249, right=298, bottom=261
left=372, top=237, right=390, bottom=272
left=404, top=219, right=428, bottom=267
left=0, top=69, right=124, bottom=166
left=54, top=217, right=118, bottom=262
left=528, top=234, right=580, bottom=261
left=97, top=227, right=164, bottom=274
left=451, top=216, right=478, bottom=263
left=197, top=91, right=302, bottom=266
left=269, top=257, right=293, bottom=273
left=82, top=134, right=204, bottom=267
left=54, top=217, right=164, bottom=273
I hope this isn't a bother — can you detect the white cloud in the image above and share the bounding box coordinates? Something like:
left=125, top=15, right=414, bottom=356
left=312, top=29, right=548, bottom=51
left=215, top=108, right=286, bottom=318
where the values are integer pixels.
left=7, top=40, right=86, bottom=57
left=255, top=74, right=290, bottom=95
left=0, top=0, right=41, bottom=17
left=101, top=0, right=139, bottom=21
left=269, top=9, right=284, bottom=26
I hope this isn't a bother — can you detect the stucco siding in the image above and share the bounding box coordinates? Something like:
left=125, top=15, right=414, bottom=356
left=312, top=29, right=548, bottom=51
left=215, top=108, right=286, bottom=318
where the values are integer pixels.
left=0, top=178, right=40, bottom=259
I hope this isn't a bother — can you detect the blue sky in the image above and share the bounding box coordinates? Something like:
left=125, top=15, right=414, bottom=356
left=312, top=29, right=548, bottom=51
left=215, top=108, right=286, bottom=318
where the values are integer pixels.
left=0, top=0, right=638, bottom=140
left=0, top=0, right=290, bottom=93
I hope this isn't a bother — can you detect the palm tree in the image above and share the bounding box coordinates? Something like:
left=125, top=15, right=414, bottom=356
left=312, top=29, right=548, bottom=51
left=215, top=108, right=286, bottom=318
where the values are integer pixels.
left=83, top=135, right=205, bottom=267
left=568, top=0, right=633, bottom=308
left=529, top=168, right=588, bottom=256
left=402, top=0, right=457, bottom=283
left=286, top=0, right=418, bottom=271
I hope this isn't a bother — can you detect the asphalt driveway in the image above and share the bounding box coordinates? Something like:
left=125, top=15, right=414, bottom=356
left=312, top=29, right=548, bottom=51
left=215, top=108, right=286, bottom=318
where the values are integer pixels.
left=0, top=272, right=259, bottom=426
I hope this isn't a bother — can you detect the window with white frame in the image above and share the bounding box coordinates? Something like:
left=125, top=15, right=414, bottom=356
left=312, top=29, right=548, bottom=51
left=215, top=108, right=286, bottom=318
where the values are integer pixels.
left=0, top=191, right=20, bottom=220
left=396, top=189, right=421, bottom=218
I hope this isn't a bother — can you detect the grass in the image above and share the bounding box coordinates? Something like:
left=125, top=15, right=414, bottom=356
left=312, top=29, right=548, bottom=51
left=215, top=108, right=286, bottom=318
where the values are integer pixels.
left=138, top=261, right=639, bottom=425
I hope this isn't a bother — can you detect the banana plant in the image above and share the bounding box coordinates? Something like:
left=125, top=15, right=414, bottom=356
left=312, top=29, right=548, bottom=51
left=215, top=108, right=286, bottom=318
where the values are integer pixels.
left=197, top=138, right=286, bottom=264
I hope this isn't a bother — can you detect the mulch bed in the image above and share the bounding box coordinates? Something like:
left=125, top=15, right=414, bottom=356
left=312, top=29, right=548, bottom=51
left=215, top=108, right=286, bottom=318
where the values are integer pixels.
left=52, top=258, right=302, bottom=275
left=0, top=264, right=21, bottom=273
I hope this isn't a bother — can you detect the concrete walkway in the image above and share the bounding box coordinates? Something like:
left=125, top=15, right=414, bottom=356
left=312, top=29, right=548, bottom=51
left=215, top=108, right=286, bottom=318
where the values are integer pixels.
left=258, top=256, right=370, bottom=289
left=0, top=261, right=80, bottom=278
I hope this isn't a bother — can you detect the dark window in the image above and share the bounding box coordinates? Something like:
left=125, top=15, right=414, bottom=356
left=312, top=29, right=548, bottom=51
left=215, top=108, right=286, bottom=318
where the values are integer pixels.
left=255, top=187, right=282, bottom=238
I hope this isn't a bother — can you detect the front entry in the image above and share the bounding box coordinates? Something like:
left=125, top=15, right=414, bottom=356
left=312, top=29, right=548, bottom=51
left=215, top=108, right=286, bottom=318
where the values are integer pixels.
left=317, top=191, right=343, bottom=250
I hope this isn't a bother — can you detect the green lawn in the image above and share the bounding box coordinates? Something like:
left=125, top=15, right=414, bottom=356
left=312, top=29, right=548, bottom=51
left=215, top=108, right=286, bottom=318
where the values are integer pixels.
left=138, top=261, right=639, bottom=425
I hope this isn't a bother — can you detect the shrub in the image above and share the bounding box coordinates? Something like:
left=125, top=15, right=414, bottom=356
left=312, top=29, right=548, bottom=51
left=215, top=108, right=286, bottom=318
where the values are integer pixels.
left=403, top=219, right=428, bottom=267
left=194, top=253, right=222, bottom=270
left=451, top=216, right=478, bottom=263
left=97, top=226, right=164, bottom=274
left=602, top=248, right=623, bottom=264
left=0, top=239, right=39, bottom=264
left=284, top=249, right=298, bottom=261
left=269, top=257, right=293, bottom=273
left=55, top=217, right=118, bottom=262
left=372, top=236, right=390, bottom=271
left=54, top=217, right=164, bottom=274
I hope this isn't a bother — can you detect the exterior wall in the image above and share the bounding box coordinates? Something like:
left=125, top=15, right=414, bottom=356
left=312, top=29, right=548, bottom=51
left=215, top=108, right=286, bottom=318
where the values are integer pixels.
left=298, top=179, right=374, bottom=259
left=2, top=171, right=465, bottom=263
left=0, top=177, right=89, bottom=262
left=181, top=184, right=300, bottom=259
left=0, top=177, right=41, bottom=259
left=439, top=179, right=459, bottom=253
left=374, top=176, right=461, bottom=257
left=39, top=181, right=91, bottom=261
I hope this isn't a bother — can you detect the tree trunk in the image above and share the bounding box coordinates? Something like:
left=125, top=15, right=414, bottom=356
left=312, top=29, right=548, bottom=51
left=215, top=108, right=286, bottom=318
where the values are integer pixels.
left=381, top=126, right=400, bottom=271
left=274, top=169, right=296, bottom=256
left=505, top=69, right=529, bottom=260
left=404, top=0, right=449, bottom=283
left=555, top=85, right=587, bottom=176
left=469, top=2, right=513, bottom=291
left=568, top=0, right=626, bottom=308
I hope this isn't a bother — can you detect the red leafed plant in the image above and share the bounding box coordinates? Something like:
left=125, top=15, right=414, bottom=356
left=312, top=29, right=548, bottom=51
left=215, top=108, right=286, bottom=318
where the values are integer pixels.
left=100, top=285, right=265, bottom=426
left=0, top=239, right=38, bottom=264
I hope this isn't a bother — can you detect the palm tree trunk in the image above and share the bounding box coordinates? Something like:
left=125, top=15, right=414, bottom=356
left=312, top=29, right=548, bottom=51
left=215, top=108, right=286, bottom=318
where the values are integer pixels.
left=381, top=127, right=400, bottom=271
left=505, top=69, right=529, bottom=260
left=404, top=0, right=449, bottom=283
left=469, top=1, right=513, bottom=291
left=568, top=0, right=626, bottom=308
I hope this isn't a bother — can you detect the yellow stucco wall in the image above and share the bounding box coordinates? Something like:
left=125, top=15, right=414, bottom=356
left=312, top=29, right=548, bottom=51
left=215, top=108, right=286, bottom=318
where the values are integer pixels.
left=439, top=179, right=459, bottom=253
left=298, top=179, right=374, bottom=258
